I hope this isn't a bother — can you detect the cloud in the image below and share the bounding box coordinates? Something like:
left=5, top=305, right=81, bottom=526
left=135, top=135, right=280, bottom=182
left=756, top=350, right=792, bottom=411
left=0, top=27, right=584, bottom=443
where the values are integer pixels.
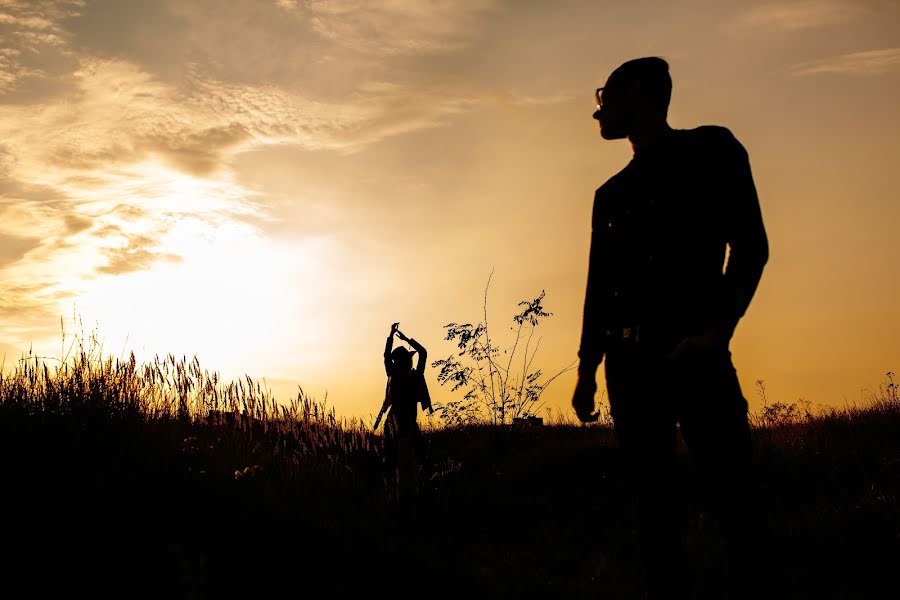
left=792, top=48, right=900, bottom=76
left=0, top=0, right=82, bottom=100
left=306, top=0, right=498, bottom=55
left=66, top=0, right=335, bottom=86
left=136, top=123, right=252, bottom=177
left=7, top=0, right=497, bottom=170
left=0, top=189, right=75, bottom=241
left=0, top=233, right=41, bottom=268
left=96, top=232, right=182, bottom=275
left=3, top=55, right=480, bottom=183
left=485, top=89, right=574, bottom=112
left=731, top=1, right=864, bottom=32
left=27, top=59, right=255, bottom=175
left=63, top=214, right=91, bottom=234
left=0, top=0, right=501, bottom=356
left=63, top=0, right=496, bottom=93
left=0, top=281, right=74, bottom=338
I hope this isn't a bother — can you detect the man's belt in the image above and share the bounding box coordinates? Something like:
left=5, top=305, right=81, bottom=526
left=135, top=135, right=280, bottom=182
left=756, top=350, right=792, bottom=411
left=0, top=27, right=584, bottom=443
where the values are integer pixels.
left=605, top=325, right=643, bottom=343
left=604, top=324, right=687, bottom=352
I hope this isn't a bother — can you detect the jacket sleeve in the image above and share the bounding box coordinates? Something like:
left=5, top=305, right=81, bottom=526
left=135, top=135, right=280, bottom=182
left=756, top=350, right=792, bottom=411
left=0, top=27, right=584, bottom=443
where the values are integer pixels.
left=578, top=188, right=608, bottom=367
left=717, top=130, right=769, bottom=333
left=407, top=338, right=431, bottom=410
left=408, top=338, right=427, bottom=375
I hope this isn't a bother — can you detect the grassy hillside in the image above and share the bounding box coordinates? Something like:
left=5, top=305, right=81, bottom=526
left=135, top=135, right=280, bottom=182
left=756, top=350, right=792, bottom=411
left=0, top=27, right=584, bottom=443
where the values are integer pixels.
left=0, top=344, right=897, bottom=599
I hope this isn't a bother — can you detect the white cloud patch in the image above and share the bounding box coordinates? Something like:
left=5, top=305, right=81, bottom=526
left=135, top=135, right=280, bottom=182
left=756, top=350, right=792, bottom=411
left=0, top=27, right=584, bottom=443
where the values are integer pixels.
left=792, top=47, right=900, bottom=76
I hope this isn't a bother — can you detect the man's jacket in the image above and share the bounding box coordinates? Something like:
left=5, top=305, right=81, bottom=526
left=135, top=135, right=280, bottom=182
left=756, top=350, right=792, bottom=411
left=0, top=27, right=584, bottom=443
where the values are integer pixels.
left=578, top=126, right=768, bottom=361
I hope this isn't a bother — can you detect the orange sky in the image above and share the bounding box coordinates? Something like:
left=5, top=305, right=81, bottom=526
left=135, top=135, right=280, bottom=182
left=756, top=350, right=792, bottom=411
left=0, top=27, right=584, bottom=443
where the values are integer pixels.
left=1, top=0, right=899, bottom=420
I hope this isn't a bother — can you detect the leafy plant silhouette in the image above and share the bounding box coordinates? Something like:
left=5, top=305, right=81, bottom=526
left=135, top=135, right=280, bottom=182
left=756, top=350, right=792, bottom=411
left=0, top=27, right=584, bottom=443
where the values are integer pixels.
left=431, top=272, right=574, bottom=426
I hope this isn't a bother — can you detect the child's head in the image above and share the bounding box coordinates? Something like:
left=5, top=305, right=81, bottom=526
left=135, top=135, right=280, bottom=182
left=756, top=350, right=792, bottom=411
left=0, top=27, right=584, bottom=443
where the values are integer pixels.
left=390, top=347, right=415, bottom=373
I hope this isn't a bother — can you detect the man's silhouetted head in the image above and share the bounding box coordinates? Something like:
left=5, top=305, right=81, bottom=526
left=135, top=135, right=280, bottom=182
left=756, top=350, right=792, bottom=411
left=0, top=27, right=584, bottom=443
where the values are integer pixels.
left=595, top=57, right=672, bottom=140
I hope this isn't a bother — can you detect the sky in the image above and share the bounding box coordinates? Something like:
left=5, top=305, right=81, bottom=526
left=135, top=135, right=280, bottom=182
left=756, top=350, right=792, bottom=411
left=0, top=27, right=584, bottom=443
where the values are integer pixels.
left=1, top=0, right=899, bottom=420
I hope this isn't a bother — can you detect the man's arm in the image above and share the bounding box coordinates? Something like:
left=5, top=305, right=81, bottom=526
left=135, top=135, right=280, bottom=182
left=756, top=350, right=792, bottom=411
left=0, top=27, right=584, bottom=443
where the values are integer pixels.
left=668, top=131, right=767, bottom=359
left=578, top=190, right=608, bottom=376
left=573, top=190, right=608, bottom=422
left=719, top=132, right=768, bottom=335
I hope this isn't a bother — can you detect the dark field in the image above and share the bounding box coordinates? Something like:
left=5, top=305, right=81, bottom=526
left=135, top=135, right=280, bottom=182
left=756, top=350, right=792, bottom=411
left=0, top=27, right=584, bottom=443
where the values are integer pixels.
left=1, top=349, right=897, bottom=599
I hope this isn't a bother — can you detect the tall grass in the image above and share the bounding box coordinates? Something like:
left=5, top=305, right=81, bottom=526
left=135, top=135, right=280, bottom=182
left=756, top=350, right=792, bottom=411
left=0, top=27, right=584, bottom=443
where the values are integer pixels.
left=0, top=334, right=396, bottom=598
left=0, top=332, right=385, bottom=500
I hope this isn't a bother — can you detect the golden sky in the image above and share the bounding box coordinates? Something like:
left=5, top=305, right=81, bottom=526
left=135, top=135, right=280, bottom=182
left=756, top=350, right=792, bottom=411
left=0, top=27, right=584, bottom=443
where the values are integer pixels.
left=1, top=0, right=899, bottom=419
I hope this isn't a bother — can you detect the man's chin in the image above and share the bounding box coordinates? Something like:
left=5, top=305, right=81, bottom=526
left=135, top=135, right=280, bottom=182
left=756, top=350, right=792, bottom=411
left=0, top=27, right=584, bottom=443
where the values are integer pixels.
left=600, top=126, right=627, bottom=140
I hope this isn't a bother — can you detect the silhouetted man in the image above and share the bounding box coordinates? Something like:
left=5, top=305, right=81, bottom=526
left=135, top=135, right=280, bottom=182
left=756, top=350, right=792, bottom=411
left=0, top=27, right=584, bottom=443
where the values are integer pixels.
left=572, top=57, right=776, bottom=599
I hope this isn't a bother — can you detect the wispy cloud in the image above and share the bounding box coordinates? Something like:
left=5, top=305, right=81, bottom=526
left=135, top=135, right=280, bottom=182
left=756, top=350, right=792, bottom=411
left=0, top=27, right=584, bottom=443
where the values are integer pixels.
left=306, top=0, right=498, bottom=55
left=0, top=0, right=82, bottom=97
left=485, top=89, right=574, bottom=111
left=792, top=47, right=900, bottom=76
left=0, top=281, right=74, bottom=339
left=0, top=233, right=40, bottom=269
left=0, top=0, right=514, bottom=360
left=0, top=48, right=487, bottom=346
left=5, top=55, right=481, bottom=177
left=96, top=232, right=183, bottom=276
left=730, top=1, right=864, bottom=32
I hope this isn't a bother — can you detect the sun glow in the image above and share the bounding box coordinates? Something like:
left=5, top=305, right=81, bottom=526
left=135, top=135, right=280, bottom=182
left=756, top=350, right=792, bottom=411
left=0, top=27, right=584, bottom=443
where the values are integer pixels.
left=41, top=160, right=337, bottom=382
left=74, top=223, right=338, bottom=378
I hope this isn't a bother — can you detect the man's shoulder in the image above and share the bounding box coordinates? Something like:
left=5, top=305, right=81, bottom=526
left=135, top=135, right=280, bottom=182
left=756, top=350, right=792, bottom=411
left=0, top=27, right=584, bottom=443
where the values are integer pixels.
left=687, top=124, right=735, bottom=138
left=682, top=125, right=745, bottom=154
left=594, top=163, right=634, bottom=198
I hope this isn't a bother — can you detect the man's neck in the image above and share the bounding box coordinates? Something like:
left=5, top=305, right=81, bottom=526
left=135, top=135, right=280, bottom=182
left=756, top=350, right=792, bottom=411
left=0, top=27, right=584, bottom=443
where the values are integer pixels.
left=628, top=119, right=673, bottom=155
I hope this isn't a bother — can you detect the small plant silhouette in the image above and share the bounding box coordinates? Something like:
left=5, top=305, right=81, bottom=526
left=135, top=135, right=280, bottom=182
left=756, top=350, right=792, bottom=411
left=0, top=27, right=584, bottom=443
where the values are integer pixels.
left=755, top=379, right=800, bottom=426
left=431, top=272, right=574, bottom=426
